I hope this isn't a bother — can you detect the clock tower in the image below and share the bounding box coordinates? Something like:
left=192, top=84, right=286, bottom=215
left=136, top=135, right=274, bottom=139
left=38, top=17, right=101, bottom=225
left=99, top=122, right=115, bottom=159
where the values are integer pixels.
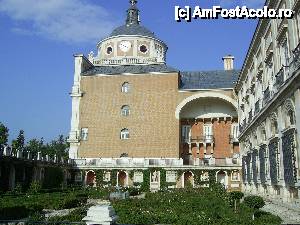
left=89, top=0, right=167, bottom=66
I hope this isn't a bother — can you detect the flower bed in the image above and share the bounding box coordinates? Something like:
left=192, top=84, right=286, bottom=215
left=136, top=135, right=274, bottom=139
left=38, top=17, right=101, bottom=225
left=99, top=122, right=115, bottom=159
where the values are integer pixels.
left=112, top=187, right=282, bottom=225
left=0, top=187, right=109, bottom=220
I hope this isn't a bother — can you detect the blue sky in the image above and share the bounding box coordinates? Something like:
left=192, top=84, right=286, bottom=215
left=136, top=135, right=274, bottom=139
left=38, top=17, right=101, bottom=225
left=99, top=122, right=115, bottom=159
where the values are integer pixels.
left=0, top=0, right=263, bottom=143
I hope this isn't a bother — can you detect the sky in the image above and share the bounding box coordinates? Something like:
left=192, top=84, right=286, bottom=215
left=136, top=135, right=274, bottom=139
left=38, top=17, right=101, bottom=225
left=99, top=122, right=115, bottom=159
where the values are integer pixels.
left=0, top=0, right=264, bottom=143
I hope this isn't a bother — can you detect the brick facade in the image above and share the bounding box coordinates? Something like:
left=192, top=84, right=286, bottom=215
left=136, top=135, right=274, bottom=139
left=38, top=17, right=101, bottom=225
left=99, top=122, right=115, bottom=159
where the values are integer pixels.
left=78, top=72, right=239, bottom=159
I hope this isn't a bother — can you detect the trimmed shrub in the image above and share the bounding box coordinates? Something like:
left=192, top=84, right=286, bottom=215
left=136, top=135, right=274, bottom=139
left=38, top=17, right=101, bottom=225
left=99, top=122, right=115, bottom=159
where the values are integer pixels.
left=244, top=195, right=265, bottom=210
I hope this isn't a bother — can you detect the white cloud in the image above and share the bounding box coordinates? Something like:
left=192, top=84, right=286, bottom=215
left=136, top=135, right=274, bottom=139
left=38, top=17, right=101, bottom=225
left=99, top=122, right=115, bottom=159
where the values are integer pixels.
left=0, top=0, right=120, bottom=44
left=219, top=0, right=265, bottom=9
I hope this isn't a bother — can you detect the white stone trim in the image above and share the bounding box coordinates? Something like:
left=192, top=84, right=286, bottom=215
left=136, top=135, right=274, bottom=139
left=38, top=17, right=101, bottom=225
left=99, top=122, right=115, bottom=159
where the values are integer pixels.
left=175, top=92, right=238, bottom=119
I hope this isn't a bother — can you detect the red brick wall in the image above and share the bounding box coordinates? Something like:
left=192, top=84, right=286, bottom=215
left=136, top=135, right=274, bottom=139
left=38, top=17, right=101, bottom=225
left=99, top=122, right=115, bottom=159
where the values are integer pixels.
left=180, top=119, right=239, bottom=159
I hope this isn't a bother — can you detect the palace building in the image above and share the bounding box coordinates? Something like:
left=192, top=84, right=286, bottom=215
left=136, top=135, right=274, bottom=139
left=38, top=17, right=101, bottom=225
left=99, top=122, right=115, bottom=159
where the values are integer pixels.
left=237, top=0, right=300, bottom=202
left=67, top=0, right=241, bottom=190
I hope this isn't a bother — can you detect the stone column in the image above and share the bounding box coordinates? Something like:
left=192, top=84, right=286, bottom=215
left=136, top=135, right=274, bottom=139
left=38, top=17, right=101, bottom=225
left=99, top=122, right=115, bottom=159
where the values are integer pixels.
left=294, top=89, right=300, bottom=171
left=277, top=106, right=286, bottom=185
left=9, top=164, right=15, bottom=190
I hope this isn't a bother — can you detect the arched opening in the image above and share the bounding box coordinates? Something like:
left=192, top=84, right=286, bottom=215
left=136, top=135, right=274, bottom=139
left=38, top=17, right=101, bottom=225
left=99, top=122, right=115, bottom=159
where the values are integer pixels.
left=118, top=171, right=127, bottom=187
left=183, top=171, right=194, bottom=188
left=86, top=170, right=96, bottom=187
left=177, top=96, right=238, bottom=165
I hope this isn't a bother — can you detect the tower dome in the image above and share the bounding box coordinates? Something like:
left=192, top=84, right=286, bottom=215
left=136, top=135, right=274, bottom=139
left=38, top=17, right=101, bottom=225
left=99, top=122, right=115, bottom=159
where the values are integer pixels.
left=92, top=0, right=167, bottom=66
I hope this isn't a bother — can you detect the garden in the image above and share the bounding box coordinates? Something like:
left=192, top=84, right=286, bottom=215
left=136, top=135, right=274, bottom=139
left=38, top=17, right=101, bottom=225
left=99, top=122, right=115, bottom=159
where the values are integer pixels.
left=0, top=181, right=282, bottom=225
left=112, top=185, right=282, bottom=225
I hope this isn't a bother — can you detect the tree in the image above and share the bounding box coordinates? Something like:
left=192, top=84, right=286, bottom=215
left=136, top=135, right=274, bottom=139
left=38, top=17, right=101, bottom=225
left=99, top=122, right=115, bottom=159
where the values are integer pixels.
left=244, top=195, right=265, bottom=220
left=48, top=135, right=69, bottom=159
left=0, top=122, right=9, bottom=151
left=12, top=130, right=25, bottom=154
left=25, top=138, right=44, bottom=158
left=228, top=191, right=244, bottom=213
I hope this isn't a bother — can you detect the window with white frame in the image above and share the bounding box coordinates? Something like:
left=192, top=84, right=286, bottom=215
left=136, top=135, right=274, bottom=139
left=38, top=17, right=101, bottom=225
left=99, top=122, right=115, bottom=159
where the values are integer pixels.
left=120, top=128, right=130, bottom=140
left=81, top=128, right=88, bottom=141
left=181, top=125, right=191, bottom=142
left=121, top=105, right=130, bottom=116
left=204, top=123, right=213, bottom=137
left=121, top=82, right=130, bottom=93
left=231, top=170, right=240, bottom=181
left=231, top=123, right=239, bottom=139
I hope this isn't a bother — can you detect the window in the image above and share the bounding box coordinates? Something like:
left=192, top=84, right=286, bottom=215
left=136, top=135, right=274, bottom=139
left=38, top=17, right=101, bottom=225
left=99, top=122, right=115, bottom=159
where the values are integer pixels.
left=121, top=82, right=130, bottom=93
left=288, top=110, right=296, bottom=126
left=231, top=123, right=239, bottom=139
left=120, top=129, right=129, bottom=140
left=140, top=45, right=148, bottom=53
left=81, top=128, right=88, bottom=141
left=204, top=124, right=213, bottom=137
left=181, top=125, right=191, bottom=142
left=271, top=120, right=278, bottom=136
left=106, top=46, right=113, bottom=55
left=261, top=128, right=267, bottom=142
left=121, top=105, right=130, bottom=116
left=280, top=39, right=289, bottom=66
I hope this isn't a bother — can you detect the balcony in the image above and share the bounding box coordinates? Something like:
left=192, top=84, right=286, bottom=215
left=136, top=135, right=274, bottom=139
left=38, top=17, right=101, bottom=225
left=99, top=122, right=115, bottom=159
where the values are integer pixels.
left=263, top=87, right=271, bottom=105
left=255, top=100, right=260, bottom=115
left=291, top=42, right=300, bottom=72
left=187, top=135, right=215, bottom=144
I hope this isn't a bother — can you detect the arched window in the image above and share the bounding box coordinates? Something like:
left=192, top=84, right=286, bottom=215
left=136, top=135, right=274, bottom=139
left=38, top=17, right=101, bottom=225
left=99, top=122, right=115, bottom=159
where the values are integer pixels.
left=120, top=129, right=129, bottom=140
left=121, top=105, right=130, bottom=116
left=121, top=82, right=130, bottom=93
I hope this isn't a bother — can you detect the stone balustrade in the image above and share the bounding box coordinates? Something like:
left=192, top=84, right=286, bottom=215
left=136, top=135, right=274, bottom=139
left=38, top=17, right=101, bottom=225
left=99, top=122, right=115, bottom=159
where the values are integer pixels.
left=71, top=157, right=240, bottom=168
left=0, top=145, right=72, bottom=165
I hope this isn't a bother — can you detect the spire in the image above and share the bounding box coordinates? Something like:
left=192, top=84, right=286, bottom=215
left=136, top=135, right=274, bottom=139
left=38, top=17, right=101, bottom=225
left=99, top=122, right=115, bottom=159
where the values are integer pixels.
left=126, top=0, right=140, bottom=25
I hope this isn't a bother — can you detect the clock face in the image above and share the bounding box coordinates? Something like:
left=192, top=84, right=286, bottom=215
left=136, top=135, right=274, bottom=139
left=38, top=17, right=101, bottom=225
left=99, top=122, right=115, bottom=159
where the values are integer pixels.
left=119, top=41, right=132, bottom=52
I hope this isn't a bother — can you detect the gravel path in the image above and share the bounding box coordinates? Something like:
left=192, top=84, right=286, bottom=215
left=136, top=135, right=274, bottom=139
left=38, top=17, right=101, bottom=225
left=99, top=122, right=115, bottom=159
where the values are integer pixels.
left=262, top=199, right=300, bottom=224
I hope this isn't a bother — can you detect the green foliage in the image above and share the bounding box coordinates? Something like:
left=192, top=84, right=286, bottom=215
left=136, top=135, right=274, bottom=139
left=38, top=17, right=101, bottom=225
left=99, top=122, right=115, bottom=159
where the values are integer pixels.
left=28, top=181, right=42, bottom=194
left=42, top=167, right=64, bottom=189
left=0, top=122, right=9, bottom=149
left=244, top=195, right=265, bottom=210
left=48, top=207, right=87, bottom=222
left=25, top=138, right=44, bottom=158
left=12, top=130, right=25, bottom=154
left=13, top=183, right=23, bottom=194
left=0, top=188, right=94, bottom=219
left=229, top=191, right=244, bottom=200
left=113, top=188, right=280, bottom=225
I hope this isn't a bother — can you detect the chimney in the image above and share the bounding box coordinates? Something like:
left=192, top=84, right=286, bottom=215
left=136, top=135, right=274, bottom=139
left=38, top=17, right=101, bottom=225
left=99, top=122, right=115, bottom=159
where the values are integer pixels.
left=222, top=55, right=234, bottom=70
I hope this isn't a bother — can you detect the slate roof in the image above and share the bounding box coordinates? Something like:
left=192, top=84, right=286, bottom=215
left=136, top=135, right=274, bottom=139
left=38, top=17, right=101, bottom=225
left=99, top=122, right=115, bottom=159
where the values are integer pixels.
left=180, top=70, right=240, bottom=89
left=109, top=24, right=157, bottom=39
left=81, top=64, right=178, bottom=76
left=82, top=65, right=239, bottom=90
